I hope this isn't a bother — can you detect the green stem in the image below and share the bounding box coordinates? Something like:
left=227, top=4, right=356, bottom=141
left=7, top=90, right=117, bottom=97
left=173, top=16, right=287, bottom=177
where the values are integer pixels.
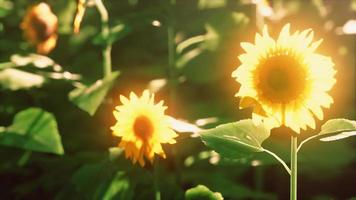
left=95, top=0, right=112, bottom=78
left=167, top=0, right=176, bottom=104
left=297, top=135, right=318, bottom=153
left=153, top=159, right=161, bottom=200
left=17, top=150, right=32, bottom=166
left=290, top=136, right=297, bottom=200
left=167, top=25, right=175, bottom=78
left=263, top=148, right=291, bottom=175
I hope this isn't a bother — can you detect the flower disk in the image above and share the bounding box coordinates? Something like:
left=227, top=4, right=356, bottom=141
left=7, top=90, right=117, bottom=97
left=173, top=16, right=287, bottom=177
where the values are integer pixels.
left=111, top=90, right=178, bottom=166
left=21, top=3, right=58, bottom=54
left=232, top=24, right=336, bottom=133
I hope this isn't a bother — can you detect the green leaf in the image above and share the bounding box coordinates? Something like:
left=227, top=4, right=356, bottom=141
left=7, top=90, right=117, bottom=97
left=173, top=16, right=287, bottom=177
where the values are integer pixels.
left=69, top=71, right=120, bottom=115
left=102, top=171, right=133, bottom=200
left=318, top=118, right=356, bottom=141
left=0, top=108, right=64, bottom=155
left=0, top=0, right=13, bottom=18
left=71, top=163, right=133, bottom=200
left=298, top=119, right=356, bottom=153
left=93, top=22, right=131, bottom=45
left=185, top=185, right=223, bottom=200
left=108, top=22, right=131, bottom=44
left=108, top=147, right=124, bottom=161
left=176, top=25, right=219, bottom=70
left=0, top=68, right=45, bottom=90
left=10, top=54, right=59, bottom=69
left=200, top=119, right=270, bottom=159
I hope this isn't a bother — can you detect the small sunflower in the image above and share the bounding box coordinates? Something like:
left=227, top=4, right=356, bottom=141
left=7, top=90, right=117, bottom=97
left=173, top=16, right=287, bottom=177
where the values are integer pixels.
left=111, top=90, right=178, bottom=166
left=21, top=3, right=58, bottom=54
left=232, top=24, right=336, bottom=133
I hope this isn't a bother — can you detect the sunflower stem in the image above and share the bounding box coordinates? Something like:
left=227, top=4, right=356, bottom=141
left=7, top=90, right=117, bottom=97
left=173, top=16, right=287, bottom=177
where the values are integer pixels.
left=153, top=159, right=161, bottom=200
left=290, top=136, right=298, bottom=200
left=95, top=0, right=112, bottom=78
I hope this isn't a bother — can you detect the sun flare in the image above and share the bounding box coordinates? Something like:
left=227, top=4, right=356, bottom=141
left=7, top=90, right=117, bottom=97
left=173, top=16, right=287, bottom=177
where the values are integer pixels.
left=232, top=24, right=336, bottom=133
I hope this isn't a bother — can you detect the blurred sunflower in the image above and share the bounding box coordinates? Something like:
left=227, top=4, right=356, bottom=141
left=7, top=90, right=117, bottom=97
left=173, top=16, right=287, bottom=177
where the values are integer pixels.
left=232, top=24, right=336, bottom=133
left=111, top=90, right=177, bottom=166
left=21, top=2, right=58, bottom=54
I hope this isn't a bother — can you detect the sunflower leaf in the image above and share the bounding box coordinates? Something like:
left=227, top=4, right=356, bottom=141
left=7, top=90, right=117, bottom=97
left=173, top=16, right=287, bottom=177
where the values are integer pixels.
left=69, top=71, right=120, bottom=115
left=68, top=163, right=133, bottom=200
left=200, top=119, right=270, bottom=159
left=318, top=118, right=356, bottom=141
left=297, top=118, right=356, bottom=152
left=185, top=185, right=223, bottom=200
left=0, top=108, right=64, bottom=155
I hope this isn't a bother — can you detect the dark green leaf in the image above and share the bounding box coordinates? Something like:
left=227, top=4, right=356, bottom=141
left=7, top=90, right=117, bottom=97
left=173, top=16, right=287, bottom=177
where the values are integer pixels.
left=71, top=163, right=133, bottom=200
left=0, top=108, right=64, bottom=155
left=185, top=185, right=223, bottom=200
left=102, top=171, right=133, bottom=200
left=200, top=119, right=270, bottom=158
left=69, top=71, right=120, bottom=115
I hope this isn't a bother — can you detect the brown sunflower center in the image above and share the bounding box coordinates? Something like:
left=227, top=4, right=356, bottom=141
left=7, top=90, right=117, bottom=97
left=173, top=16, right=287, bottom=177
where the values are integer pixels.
left=254, top=55, right=307, bottom=104
left=133, top=115, right=154, bottom=140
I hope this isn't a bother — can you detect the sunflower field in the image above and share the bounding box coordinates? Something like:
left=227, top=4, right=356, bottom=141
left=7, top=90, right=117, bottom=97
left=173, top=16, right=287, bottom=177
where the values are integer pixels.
left=0, top=0, right=355, bottom=199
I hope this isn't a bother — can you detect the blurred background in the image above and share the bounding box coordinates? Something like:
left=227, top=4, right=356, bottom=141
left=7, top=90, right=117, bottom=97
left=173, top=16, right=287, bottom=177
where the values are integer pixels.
left=0, top=0, right=355, bottom=199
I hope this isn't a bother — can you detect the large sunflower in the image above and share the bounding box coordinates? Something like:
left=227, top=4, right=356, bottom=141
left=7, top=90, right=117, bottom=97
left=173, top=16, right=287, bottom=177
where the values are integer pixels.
left=111, top=90, right=177, bottom=166
left=232, top=24, right=336, bottom=133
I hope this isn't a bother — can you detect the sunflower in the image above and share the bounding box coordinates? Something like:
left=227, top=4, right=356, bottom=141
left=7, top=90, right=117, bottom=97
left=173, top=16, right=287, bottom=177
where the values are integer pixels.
left=111, top=90, right=178, bottom=166
left=232, top=24, right=336, bottom=133
left=21, top=3, right=58, bottom=54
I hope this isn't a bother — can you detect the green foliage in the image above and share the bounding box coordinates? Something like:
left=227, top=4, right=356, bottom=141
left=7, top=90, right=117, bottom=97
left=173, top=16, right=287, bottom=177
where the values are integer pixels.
left=0, top=108, right=64, bottom=155
left=0, top=54, right=80, bottom=90
left=185, top=185, right=223, bottom=200
left=0, top=0, right=354, bottom=199
left=0, top=68, right=45, bottom=90
left=318, top=119, right=356, bottom=141
left=69, top=163, right=133, bottom=200
left=299, top=141, right=356, bottom=176
left=69, top=71, right=120, bottom=115
left=93, top=22, right=131, bottom=45
left=200, top=119, right=270, bottom=158
left=298, top=119, right=356, bottom=152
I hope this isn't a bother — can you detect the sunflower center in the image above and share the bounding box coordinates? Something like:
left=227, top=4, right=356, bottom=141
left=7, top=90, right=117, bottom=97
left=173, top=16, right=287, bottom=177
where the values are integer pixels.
left=30, top=17, right=53, bottom=41
left=255, top=55, right=306, bottom=103
left=133, top=115, right=154, bottom=140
